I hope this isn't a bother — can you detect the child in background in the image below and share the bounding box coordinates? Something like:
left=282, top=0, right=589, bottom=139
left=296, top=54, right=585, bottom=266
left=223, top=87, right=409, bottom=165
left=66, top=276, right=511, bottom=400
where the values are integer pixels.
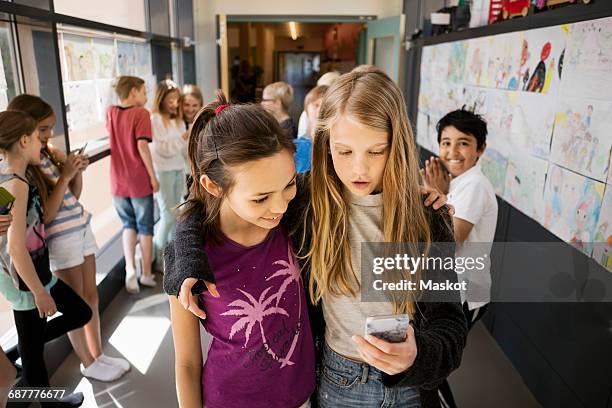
left=297, top=71, right=340, bottom=136
left=181, top=84, right=204, bottom=197
left=262, top=81, right=297, bottom=138
left=421, top=108, right=498, bottom=408
left=0, top=110, right=89, bottom=407
left=167, top=93, right=315, bottom=408
left=182, top=84, right=204, bottom=128
left=8, top=94, right=130, bottom=380
left=150, top=79, right=189, bottom=269
left=107, top=76, right=159, bottom=293
left=294, top=85, right=327, bottom=173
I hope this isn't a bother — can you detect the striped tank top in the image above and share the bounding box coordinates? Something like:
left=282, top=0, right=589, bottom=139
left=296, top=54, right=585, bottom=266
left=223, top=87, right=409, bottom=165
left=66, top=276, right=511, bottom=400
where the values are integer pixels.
left=39, top=150, right=91, bottom=241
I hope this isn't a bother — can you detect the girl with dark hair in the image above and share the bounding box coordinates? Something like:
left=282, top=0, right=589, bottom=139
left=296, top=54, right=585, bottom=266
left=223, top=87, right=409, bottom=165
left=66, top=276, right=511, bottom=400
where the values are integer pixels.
left=8, top=94, right=129, bottom=381
left=167, top=92, right=315, bottom=408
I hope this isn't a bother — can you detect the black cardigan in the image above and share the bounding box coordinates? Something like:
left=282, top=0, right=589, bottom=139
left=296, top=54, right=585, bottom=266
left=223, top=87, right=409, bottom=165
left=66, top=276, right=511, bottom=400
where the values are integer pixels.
left=163, top=174, right=468, bottom=408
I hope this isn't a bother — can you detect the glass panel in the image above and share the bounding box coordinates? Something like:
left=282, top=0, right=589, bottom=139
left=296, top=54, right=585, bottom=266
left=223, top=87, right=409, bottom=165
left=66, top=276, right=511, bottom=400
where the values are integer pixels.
left=15, top=16, right=67, bottom=151
left=149, top=0, right=170, bottom=37
left=177, top=0, right=194, bottom=39
left=182, top=48, right=195, bottom=85
left=9, top=0, right=50, bottom=9
left=0, top=21, right=19, bottom=108
left=152, top=41, right=172, bottom=81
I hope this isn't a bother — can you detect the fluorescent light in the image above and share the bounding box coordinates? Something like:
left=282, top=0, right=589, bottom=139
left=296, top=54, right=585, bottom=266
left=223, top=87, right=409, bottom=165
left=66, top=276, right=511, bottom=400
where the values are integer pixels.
left=289, top=21, right=297, bottom=40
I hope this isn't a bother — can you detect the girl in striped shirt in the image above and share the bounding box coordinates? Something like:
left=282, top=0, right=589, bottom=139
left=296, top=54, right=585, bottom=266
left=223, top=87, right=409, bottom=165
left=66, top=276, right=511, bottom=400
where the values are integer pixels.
left=8, top=95, right=130, bottom=381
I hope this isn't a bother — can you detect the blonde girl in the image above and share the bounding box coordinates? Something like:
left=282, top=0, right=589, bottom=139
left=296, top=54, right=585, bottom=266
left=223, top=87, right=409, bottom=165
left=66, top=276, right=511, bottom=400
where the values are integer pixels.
left=150, top=79, right=189, bottom=271
left=181, top=84, right=204, bottom=127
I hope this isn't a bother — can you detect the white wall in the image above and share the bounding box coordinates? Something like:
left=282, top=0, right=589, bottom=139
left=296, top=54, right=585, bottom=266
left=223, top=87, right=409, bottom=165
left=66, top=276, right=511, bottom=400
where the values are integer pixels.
left=54, top=0, right=147, bottom=32
left=193, top=0, right=402, bottom=100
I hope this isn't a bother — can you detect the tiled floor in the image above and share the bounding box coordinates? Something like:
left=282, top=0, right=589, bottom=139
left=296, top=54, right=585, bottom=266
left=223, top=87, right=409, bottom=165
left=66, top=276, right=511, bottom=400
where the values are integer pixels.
left=52, top=284, right=540, bottom=407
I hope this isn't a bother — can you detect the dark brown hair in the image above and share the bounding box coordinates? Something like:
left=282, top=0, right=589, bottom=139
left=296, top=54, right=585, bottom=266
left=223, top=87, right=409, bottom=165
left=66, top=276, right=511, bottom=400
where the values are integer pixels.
left=183, top=90, right=295, bottom=244
left=8, top=95, right=59, bottom=207
left=0, top=110, right=51, bottom=209
left=114, top=76, right=145, bottom=100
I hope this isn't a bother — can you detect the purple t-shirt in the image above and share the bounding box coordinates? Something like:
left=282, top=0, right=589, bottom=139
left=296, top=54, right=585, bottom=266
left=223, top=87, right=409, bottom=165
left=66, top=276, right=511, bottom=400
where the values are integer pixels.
left=200, top=226, right=315, bottom=408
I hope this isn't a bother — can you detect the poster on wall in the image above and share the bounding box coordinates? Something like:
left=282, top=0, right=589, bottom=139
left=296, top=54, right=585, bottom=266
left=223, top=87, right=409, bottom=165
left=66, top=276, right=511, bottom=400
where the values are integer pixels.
left=549, top=98, right=612, bottom=183
left=62, top=35, right=96, bottom=82
left=520, top=25, right=568, bottom=95
left=117, top=41, right=136, bottom=76
left=510, top=92, right=556, bottom=159
left=502, top=153, right=548, bottom=223
left=542, top=164, right=605, bottom=255
left=483, top=32, right=524, bottom=90
left=63, top=81, right=98, bottom=132
left=134, top=43, right=152, bottom=77
left=562, top=17, right=612, bottom=100
left=95, top=79, right=116, bottom=121
left=143, top=74, right=157, bottom=110
left=480, top=148, right=508, bottom=196
left=592, top=185, right=612, bottom=271
left=93, top=38, right=116, bottom=79
left=464, top=37, right=489, bottom=87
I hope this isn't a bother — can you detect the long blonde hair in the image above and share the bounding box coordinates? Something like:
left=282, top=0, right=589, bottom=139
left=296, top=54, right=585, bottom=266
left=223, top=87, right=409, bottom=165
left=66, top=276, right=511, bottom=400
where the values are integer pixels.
left=152, top=79, right=183, bottom=128
left=306, top=67, right=432, bottom=316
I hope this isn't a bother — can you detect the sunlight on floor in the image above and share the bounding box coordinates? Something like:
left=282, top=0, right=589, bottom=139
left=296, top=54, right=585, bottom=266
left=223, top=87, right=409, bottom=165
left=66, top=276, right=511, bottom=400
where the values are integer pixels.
left=108, top=315, right=170, bottom=375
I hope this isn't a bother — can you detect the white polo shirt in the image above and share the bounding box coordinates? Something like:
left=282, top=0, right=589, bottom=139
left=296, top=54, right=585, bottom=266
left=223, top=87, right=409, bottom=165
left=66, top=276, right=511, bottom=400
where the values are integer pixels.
left=448, top=164, right=498, bottom=310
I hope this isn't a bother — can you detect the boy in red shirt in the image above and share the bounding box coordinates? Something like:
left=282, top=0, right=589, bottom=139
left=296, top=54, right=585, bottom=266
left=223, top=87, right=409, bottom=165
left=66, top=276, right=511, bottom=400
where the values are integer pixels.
left=108, top=76, right=159, bottom=293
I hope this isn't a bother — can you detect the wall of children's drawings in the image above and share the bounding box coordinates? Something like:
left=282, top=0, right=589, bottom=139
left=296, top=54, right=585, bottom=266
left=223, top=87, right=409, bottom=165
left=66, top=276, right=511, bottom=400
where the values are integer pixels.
left=59, top=33, right=156, bottom=146
left=417, top=16, right=612, bottom=272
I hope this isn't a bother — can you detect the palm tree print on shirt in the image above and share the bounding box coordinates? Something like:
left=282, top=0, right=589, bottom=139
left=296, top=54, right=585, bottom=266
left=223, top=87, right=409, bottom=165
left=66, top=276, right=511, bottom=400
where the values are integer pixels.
left=221, top=244, right=305, bottom=368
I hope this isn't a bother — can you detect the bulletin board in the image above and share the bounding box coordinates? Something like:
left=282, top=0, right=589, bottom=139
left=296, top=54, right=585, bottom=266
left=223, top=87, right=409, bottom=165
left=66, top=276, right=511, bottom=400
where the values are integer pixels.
left=59, top=33, right=156, bottom=145
left=416, top=16, right=612, bottom=271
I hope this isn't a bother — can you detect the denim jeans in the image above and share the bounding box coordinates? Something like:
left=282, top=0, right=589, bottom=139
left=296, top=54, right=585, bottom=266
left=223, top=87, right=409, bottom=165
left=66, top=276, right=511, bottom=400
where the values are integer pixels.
left=154, top=169, right=185, bottom=259
left=317, top=343, right=421, bottom=408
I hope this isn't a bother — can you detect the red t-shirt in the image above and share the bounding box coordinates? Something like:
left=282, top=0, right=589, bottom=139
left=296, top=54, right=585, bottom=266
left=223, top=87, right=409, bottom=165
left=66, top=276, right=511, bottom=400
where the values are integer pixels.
left=107, top=106, right=153, bottom=197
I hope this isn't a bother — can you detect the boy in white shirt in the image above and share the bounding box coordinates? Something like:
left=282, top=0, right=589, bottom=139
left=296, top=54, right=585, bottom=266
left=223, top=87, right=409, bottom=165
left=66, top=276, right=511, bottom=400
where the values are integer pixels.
left=422, top=108, right=498, bottom=408
left=421, top=108, right=498, bottom=326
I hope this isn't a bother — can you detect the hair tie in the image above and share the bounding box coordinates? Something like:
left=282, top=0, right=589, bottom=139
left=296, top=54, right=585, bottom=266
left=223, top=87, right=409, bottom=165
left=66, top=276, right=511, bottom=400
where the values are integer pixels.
left=215, top=104, right=230, bottom=116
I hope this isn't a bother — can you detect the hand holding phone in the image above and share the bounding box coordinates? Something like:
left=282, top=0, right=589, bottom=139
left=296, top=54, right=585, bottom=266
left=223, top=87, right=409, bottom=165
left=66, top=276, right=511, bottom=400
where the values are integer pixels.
left=365, top=314, right=410, bottom=343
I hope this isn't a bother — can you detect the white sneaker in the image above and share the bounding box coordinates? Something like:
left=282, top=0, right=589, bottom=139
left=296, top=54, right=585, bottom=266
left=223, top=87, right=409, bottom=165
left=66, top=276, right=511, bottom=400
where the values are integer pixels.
left=125, top=270, right=140, bottom=294
left=98, top=353, right=131, bottom=373
left=80, top=359, right=124, bottom=382
left=139, top=275, right=157, bottom=288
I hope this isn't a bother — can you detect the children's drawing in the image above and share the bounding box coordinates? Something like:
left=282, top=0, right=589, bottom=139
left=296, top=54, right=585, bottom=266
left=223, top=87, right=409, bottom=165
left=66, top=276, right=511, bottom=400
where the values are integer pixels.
left=464, top=37, right=489, bottom=87
left=481, top=89, right=514, bottom=156
left=95, top=79, right=117, bottom=122
left=549, top=99, right=612, bottom=182
left=562, top=16, right=612, bottom=99
left=93, top=38, right=116, bottom=79
left=503, top=153, right=548, bottom=223
left=507, top=38, right=530, bottom=91
left=510, top=92, right=556, bottom=158
left=543, top=164, right=605, bottom=255
left=63, top=81, right=98, bottom=133
left=117, top=41, right=136, bottom=76
left=480, top=148, right=508, bottom=196
left=134, top=43, right=152, bottom=77
left=484, top=32, right=523, bottom=89
left=62, top=35, right=95, bottom=81
left=592, top=185, right=612, bottom=272
left=522, top=25, right=568, bottom=95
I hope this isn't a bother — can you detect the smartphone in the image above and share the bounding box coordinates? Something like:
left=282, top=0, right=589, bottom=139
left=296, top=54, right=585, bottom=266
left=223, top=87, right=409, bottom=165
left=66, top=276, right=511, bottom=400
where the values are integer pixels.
left=0, top=187, right=16, bottom=215
left=365, top=314, right=410, bottom=343
left=74, top=142, right=88, bottom=155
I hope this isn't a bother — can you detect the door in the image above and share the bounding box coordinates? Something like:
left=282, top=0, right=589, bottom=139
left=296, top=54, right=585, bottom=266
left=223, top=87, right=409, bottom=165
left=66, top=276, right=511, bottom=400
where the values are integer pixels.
left=366, top=15, right=405, bottom=85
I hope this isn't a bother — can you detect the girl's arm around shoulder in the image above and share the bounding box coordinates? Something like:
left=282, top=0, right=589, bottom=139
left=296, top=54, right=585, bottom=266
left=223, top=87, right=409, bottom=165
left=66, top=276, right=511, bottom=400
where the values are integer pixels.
left=169, top=295, right=203, bottom=408
left=162, top=209, right=215, bottom=297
